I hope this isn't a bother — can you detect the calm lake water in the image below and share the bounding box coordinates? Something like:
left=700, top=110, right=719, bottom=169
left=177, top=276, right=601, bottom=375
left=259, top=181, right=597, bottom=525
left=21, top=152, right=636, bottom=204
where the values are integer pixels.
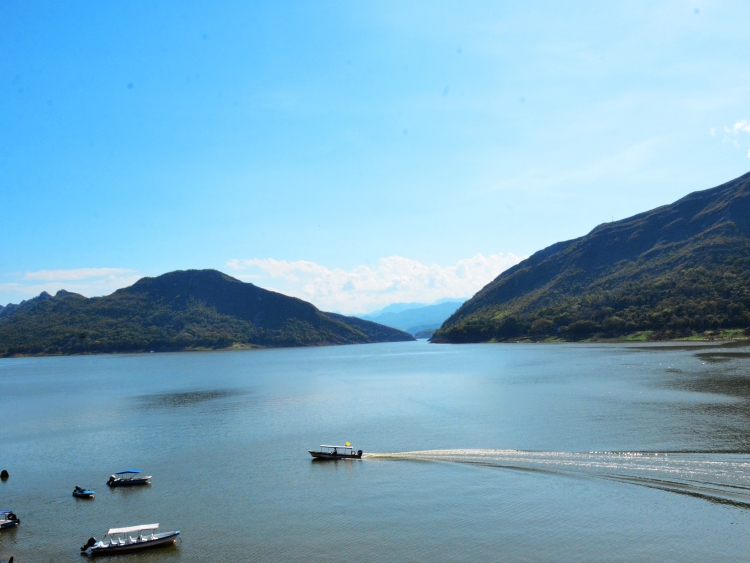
left=2, top=340, right=750, bottom=562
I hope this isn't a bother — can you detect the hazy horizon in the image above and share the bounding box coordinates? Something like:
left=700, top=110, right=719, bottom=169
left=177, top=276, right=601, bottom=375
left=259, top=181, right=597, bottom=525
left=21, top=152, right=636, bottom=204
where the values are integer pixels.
left=0, top=268, right=470, bottom=317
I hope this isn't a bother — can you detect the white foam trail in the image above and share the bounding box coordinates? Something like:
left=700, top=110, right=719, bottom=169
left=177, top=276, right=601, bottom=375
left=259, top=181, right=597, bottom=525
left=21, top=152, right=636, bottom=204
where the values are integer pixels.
left=366, top=449, right=750, bottom=505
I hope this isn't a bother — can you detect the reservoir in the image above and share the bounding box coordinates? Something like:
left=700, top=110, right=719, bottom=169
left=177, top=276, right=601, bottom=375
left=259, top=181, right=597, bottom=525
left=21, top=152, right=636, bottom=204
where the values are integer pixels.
left=1, top=340, right=749, bottom=561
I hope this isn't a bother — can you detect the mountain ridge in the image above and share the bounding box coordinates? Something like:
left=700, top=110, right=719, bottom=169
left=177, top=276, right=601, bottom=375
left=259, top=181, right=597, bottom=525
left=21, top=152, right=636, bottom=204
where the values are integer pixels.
left=0, top=269, right=414, bottom=356
left=362, top=298, right=466, bottom=319
left=434, top=171, right=750, bottom=343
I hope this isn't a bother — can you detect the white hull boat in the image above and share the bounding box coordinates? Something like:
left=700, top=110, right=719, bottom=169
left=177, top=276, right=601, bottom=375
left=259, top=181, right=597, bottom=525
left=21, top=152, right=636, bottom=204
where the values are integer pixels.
left=0, top=510, right=20, bottom=530
left=81, top=524, right=179, bottom=556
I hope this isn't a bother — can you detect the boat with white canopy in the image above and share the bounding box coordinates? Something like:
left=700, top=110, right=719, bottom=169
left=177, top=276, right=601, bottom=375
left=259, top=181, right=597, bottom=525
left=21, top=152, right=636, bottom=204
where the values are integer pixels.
left=309, top=443, right=363, bottom=460
left=106, top=469, right=151, bottom=487
left=0, top=510, right=20, bottom=530
left=80, top=524, right=179, bottom=555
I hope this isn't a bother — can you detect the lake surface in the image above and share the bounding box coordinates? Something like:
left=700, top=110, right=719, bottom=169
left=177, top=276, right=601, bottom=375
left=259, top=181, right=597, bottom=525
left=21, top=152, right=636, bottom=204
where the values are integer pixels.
left=2, top=340, right=750, bottom=562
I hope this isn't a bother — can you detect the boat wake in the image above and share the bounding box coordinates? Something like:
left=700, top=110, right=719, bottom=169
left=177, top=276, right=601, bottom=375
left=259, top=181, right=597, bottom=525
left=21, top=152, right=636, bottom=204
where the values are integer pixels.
left=366, top=449, right=750, bottom=507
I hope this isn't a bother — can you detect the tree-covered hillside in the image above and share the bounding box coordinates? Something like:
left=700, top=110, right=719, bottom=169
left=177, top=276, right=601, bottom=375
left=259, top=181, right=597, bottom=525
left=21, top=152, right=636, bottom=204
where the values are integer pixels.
left=0, top=269, right=414, bottom=356
left=434, top=172, right=750, bottom=342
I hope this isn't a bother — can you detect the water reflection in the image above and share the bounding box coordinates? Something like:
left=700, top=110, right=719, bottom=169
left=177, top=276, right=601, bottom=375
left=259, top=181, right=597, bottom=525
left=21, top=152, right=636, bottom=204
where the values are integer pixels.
left=651, top=344, right=750, bottom=401
left=631, top=341, right=750, bottom=353
left=106, top=482, right=152, bottom=497
left=695, top=351, right=750, bottom=364
left=134, top=388, right=250, bottom=411
left=310, top=459, right=363, bottom=475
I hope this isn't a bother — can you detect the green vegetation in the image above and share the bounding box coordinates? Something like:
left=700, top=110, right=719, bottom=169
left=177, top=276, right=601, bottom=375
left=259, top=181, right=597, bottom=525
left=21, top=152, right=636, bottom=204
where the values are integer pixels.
left=434, top=172, right=750, bottom=343
left=0, top=270, right=414, bottom=357
left=414, top=328, right=436, bottom=339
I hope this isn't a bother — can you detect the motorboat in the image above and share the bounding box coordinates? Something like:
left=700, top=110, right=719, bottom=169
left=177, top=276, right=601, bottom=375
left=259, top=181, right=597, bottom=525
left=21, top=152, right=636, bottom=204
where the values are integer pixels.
left=107, top=469, right=151, bottom=487
left=81, top=524, right=179, bottom=555
left=0, top=510, right=20, bottom=530
left=309, top=443, right=363, bottom=460
left=73, top=486, right=95, bottom=499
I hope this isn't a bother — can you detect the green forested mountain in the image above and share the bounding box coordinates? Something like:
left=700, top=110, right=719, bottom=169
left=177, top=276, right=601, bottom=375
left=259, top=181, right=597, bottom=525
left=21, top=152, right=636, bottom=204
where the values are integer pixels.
left=0, top=269, right=414, bottom=356
left=434, top=172, right=750, bottom=343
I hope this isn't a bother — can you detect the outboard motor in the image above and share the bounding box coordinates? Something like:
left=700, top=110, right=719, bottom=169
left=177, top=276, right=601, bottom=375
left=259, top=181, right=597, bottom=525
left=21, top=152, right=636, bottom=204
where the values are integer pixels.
left=107, top=475, right=115, bottom=486
left=81, top=537, right=97, bottom=552
left=357, top=450, right=363, bottom=457
left=7, top=512, right=17, bottom=522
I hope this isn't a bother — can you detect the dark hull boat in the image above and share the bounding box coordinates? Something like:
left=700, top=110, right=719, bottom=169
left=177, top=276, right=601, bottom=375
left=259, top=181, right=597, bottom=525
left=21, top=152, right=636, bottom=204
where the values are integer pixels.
left=309, top=444, right=363, bottom=460
left=107, top=477, right=150, bottom=487
left=81, top=524, right=179, bottom=556
left=107, top=469, right=151, bottom=487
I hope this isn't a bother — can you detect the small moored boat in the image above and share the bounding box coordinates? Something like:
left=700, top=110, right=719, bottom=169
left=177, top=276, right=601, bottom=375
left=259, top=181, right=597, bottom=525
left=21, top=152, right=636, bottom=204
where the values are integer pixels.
left=309, top=443, right=363, bottom=460
left=73, top=486, right=95, bottom=499
left=107, top=469, right=151, bottom=487
left=0, top=510, right=20, bottom=530
left=80, top=524, right=179, bottom=555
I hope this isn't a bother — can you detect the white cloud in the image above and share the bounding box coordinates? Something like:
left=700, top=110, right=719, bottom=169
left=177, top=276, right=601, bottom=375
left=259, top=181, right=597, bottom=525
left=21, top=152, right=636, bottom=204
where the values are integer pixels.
left=715, top=120, right=750, bottom=150
left=23, top=268, right=135, bottom=281
left=226, top=253, right=523, bottom=314
left=0, top=268, right=141, bottom=305
left=725, top=120, right=750, bottom=134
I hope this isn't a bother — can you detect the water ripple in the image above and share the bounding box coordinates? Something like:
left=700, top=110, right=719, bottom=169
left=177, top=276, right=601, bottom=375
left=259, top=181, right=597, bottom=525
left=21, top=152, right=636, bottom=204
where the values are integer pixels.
left=134, top=388, right=251, bottom=410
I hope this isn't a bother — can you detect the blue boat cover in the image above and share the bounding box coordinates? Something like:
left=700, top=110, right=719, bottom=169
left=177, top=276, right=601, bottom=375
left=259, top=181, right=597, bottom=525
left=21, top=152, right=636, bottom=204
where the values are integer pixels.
left=0, top=510, right=11, bottom=514
left=115, top=469, right=142, bottom=474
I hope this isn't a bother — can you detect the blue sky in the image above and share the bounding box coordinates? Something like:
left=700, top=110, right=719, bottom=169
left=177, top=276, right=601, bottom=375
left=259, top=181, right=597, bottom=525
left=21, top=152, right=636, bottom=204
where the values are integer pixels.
left=2, top=0, right=749, bottom=313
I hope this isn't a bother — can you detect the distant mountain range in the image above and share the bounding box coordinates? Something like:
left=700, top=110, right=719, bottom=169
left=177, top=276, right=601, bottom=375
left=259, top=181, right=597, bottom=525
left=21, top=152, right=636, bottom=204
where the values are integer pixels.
left=362, top=298, right=465, bottom=319
left=361, top=299, right=466, bottom=336
left=0, top=269, right=414, bottom=356
left=434, top=171, right=750, bottom=343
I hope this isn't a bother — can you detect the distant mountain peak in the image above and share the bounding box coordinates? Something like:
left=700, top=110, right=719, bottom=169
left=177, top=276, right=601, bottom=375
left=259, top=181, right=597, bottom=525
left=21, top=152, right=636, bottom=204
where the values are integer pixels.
left=54, top=289, right=80, bottom=297
left=363, top=297, right=467, bottom=319
left=361, top=299, right=467, bottom=335
left=0, top=268, right=414, bottom=356
left=0, top=290, right=55, bottom=319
